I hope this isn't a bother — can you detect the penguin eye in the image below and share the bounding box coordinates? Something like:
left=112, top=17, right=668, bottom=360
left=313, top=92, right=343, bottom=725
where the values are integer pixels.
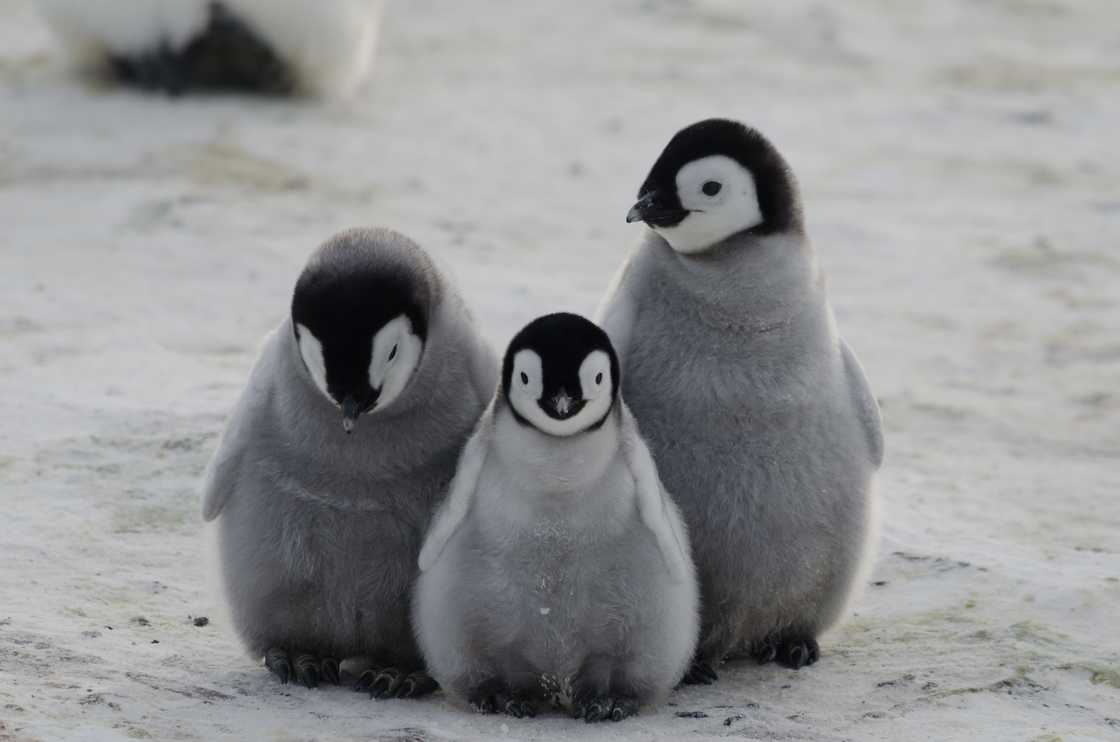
left=388, top=344, right=398, bottom=362
left=520, top=372, right=529, bottom=385
left=702, top=180, right=722, bottom=196
left=595, top=372, right=603, bottom=385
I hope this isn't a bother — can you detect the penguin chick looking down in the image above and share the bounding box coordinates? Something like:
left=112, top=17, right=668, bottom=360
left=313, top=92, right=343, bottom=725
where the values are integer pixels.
left=415, top=313, right=698, bottom=722
left=202, top=227, right=497, bottom=695
left=600, top=119, right=883, bottom=679
left=291, top=241, right=426, bottom=434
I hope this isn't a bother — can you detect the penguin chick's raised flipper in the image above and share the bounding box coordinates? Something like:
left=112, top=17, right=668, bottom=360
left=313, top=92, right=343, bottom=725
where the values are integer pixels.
left=202, top=227, right=497, bottom=692
left=415, top=313, right=699, bottom=721
left=599, top=118, right=883, bottom=677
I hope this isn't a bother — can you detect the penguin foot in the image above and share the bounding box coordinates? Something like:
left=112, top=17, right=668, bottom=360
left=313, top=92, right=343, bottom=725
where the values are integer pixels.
left=681, top=659, right=719, bottom=685
left=466, top=678, right=507, bottom=714
left=293, top=653, right=321, bottom=688
left=396, top=670, right=439, bottom=699
left=354, top=666, right=404, bottom=699
left=264, top=648, right=340, bottom=688
left=265, top=647, right=291, bottom=684
left=499, top=693, right=538, bottom=719
left=320, top=657, right=341, bottom=686
left=753, top=635, right=819, bottom=670
left=572, top=694, right=639, bottom=723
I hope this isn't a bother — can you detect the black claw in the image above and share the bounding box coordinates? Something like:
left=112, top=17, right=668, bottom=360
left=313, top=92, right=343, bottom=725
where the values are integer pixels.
left=294, top=654, right=320, bottom=688
left=395, top=671, right=439, bottom=699
left=610, top=697, right=639, bottom=722
left=468, top=678, right=507, bottom=714
left=754, top=639, right=778, bottom=665
left=265, top=648, right=291, bottom=685
left=368, top=667, right=405, bottom=699
left=682, top=660, right=719, bottom=685
left=583, top=696, right=637, bottom=723
left=469, top=696, right=498, bottom=714
left=320, top=657, right=341, bottom=685
left=352, top=670, right=374, bottom=693
left=499, top=695, right=537, bottom=719
left=770, top=636, right=821, bottom=670
left=584, top=697, right=612, bottom=723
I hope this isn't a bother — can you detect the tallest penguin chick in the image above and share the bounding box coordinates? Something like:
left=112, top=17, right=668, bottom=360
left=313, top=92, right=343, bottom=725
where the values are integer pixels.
left=598, top=119, right=883, bottom=678
left=202, top=227, right=497, bottom=694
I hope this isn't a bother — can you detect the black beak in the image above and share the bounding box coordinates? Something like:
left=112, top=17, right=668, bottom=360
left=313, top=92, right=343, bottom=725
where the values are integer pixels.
left=626, top=191, right=688, bottom=227
left=340, top=397, right=361, bottom=434
left=543, top=390, right=586, bottom=420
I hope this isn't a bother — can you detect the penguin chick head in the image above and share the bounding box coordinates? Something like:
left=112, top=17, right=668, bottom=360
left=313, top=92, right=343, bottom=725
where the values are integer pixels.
left=502, top=313, right=619, bottom=438
left=291, top=232, right=428, bottom=434
left=626, top=118, right=802, bottom=254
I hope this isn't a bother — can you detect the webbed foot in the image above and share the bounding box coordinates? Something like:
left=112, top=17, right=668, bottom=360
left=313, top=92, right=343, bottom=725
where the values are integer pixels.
left=355, top=666, right=403, bottom=698
left=320, top=656, right=341, bottom=685
left=396, top=670, right=439, bottom=698
left=264, top=648, right=341, bottom=688
left=753, top=635, right=820, bottom=670
left=572, top=693, right=640, bottom=723
left=500, top=694, right=538, bottom=719
left=681, top=659, right=719, bottom=685
left=466, top=678, right=506, bottom=714
left=354, top=666, right=437, bottom=699
left=265, top=647, right=291, bottom=685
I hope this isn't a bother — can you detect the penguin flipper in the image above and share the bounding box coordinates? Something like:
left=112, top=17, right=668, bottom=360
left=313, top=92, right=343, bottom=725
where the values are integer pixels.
left=594, top=255, right=640, bottom=364
left=840, top=340, right=884, bottom=469
left=620, top=405, right=691, bottom=582
left=417, top=407, right=493, bottom=571
left=201, top=331, right=279, bottom=522
left=467, top=333, right=500, bottom=404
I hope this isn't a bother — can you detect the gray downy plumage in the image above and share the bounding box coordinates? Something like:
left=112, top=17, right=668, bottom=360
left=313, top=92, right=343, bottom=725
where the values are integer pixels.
left=414, top=313, right=699, bottom=722
left=598, top=119, right=883, bottom=676
left=201, top=227, right=498, bottom=694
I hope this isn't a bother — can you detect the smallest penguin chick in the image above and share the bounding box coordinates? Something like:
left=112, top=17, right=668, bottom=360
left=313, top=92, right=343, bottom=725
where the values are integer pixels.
left=414, top=313, right=699, bottom=722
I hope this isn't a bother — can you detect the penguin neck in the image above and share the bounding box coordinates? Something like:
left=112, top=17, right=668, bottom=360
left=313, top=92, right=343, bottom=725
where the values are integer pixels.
left=649, top=229, right=826, bottom=334
left=492, top=401, right=622, bottom=499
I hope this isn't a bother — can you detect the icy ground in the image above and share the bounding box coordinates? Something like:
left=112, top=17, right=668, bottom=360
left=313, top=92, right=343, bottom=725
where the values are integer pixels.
left=1, top=1, right=1119, bottom=740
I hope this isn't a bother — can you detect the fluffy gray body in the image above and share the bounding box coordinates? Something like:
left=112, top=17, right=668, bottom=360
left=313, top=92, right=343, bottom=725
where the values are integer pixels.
left=598, top=230, right=883, bottom=664
left=202, top=235, right=496, bottom=671
left=414, top=401, right=698, bottom=710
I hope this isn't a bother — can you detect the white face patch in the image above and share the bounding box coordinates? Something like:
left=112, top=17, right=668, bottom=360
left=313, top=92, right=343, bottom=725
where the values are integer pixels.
left=508, top=349, right=614, bottom=437
left=369, top=314, right=423, bottom=411
left=654, top=154, right=762, bottom=254
left=577, top=350, right=612, bottom=403
left=296, top=323, right=331, bottom=402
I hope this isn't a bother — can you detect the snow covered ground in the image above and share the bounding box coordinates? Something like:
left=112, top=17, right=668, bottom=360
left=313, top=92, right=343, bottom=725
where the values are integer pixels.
left=2, top=0, right=1118, bottom=740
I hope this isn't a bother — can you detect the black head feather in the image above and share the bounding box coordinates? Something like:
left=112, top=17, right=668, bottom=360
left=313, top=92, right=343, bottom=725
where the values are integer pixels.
left=291, top=232, right=428, bottom=408
left=502, top=313, right=620, bottom=430
left=637, top=118, right=802, bottom=235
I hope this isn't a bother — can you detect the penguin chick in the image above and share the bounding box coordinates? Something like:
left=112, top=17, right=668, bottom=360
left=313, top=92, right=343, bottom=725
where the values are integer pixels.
left=599, top=119, right=883, bottom=679
left=414, top=313, right=698, bottom=722
left=36, top=0, right=383, bottom=96
left=201, top=227, right=498, bottom=695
